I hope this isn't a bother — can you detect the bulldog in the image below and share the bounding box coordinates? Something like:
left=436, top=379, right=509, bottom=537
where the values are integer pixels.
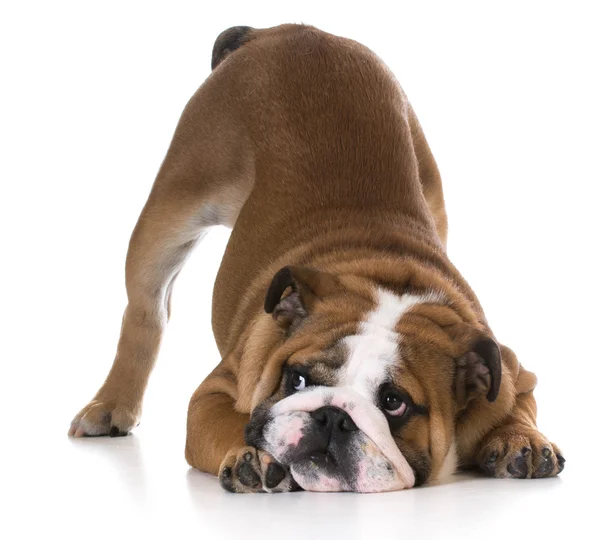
left=69, top=24, right=565, bottom=493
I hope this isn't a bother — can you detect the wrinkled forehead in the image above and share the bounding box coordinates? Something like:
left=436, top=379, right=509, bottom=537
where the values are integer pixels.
left=289, top=288, right=445, bottom=397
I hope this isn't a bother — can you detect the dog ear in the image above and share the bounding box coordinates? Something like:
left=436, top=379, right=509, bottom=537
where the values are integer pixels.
left=454, top=328, right=502, bottom=406
left=264, top=266, right=338, bottom=329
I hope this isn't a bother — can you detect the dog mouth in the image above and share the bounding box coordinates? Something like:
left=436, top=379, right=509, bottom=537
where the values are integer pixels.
left=290, top=450, right=341, bottom=486
left=250, top=386, right=416, bottom=492
left=283, top=432, right=345, bottom=476
left=304, top=450, right=336, bottom=467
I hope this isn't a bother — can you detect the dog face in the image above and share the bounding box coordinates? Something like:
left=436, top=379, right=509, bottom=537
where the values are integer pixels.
left=245, top=266, right=501, bottom=492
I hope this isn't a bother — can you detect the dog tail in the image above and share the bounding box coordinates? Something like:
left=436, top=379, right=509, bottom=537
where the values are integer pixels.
left=211, top=26, right=254, bottom=71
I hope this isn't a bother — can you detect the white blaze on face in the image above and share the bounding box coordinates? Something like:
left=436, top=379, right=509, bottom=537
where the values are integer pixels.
left=340, top=289, right=436, bottom=399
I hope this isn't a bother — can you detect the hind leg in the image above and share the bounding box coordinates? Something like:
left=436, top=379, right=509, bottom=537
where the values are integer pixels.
left=69, top=189, right=207, bottom=436
left=69, top=78, right=253, bottom=437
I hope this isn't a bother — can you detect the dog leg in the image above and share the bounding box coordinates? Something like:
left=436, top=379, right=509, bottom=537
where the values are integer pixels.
left=474, top=347, right=565, bottom=478
left=69, top=76, right=254, bottom=437
left=69, top=190, right=211, bottom=436
left=185, top=359, right=295, bottom=493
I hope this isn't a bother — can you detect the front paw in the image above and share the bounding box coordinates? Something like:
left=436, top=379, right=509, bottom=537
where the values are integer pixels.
left=477, top=425, right=565, bottom=479
left=68, top=399, right=139, bottom=437
left=219, top=446, right=297, bottom=493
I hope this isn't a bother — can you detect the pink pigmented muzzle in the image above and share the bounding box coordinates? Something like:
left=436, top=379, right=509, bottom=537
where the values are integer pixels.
left=261, top=386, right=415, bottom=493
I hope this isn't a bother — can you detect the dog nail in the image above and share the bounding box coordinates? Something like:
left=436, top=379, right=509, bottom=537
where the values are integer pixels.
left=221, top=467, right=232, bottom=478
left=265, top=462, right=286, bottom=489
left=244, top=451, right=253, bottom=462
left=542, top=447, right=551, bottom=458
left=488, top=451, right=498, bottom=463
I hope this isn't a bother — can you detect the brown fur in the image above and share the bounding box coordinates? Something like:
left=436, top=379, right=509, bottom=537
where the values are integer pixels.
left=69, top=24, right=563, bottom=487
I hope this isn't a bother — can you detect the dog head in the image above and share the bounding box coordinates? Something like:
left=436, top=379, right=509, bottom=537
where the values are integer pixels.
left=245, top=266, right=502, bottom=492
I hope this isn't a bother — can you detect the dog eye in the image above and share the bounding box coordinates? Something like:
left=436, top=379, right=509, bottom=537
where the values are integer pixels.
left=381, top=390, right=407, bottom=417
left=291, top=372, right=307, bottom=391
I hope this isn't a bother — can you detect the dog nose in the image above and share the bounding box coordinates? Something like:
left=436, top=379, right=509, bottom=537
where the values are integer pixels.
left=310, top=406, right=358, bottom=433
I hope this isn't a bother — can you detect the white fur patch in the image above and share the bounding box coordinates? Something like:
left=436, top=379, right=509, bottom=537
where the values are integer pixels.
left=339, top=289, right=441, bottom=399
left=436, top=440, right=458, bottom=482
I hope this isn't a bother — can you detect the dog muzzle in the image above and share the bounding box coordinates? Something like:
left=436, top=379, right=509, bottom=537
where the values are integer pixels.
left=260, top=386, right=415, bottom=493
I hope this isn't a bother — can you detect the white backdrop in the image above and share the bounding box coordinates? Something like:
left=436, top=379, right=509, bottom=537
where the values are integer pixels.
left=1, top=2, right=599, bottom=539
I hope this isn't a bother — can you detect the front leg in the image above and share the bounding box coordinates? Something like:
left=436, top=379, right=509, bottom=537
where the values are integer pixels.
left=471, top=346, right=565, bottom=479
left=185, top=362, right=295, bottom=493
left=476, top=391, right=565, bottom=479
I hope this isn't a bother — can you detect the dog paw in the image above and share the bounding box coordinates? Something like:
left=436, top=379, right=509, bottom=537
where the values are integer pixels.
left=219, top=446, right=297, bottom=493
left=68, top=399, right=139, bottom=437
left=477, top=425, right=565, bottom=479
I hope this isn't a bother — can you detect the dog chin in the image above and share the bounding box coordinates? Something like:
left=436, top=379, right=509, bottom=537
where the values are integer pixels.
left=287, top=440, right=409, bottom=493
